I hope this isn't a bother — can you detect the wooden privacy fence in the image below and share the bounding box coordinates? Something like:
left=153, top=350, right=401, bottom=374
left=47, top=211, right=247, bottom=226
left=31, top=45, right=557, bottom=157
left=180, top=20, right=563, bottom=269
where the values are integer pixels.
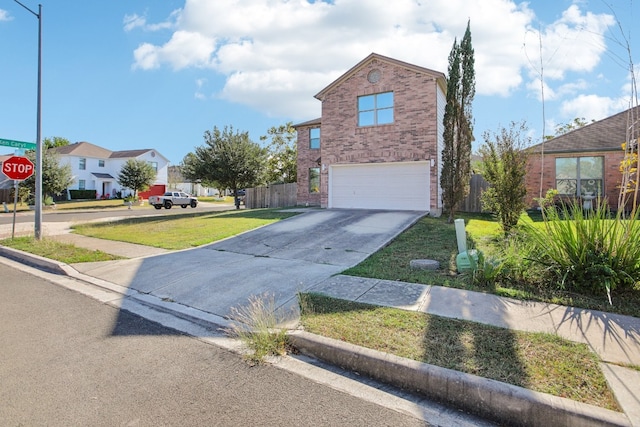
left=245, top=183, right=297, bottom=209
left=0, top=188, right=13, bottom=204
left=460, top=174, right=489, bottom=213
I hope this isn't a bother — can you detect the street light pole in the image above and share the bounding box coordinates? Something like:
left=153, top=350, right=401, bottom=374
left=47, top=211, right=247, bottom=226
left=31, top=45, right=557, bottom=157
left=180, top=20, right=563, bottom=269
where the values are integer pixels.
left=13, top=1, right=43, bottom=239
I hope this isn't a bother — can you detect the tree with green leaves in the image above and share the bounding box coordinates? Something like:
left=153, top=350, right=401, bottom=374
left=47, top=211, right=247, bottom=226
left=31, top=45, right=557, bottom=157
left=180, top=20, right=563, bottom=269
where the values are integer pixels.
left=22, top=149, right=73, bottom=204
left=543, top=117, right=593, bottom=140
left=441, top=20, right=475, bottom=223
left=182, top=125, right=266, bottom=208
left=260, top=122, right=297, bottom=184
left=479, top=121, right=531, bottom=235
left=43, top=136, right=71, bottom=149
left=117, top=159, right=157, bottom=199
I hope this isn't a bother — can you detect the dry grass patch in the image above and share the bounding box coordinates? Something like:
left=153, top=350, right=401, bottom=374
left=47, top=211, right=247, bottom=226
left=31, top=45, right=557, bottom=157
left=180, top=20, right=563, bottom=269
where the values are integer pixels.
left=299, top=293, right=620, bottom=411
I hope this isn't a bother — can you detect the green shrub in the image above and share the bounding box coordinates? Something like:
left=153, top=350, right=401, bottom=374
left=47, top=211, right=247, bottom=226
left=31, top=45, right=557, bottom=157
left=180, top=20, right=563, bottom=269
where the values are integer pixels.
left=522, top=200, right=640, bottom=304
left=69, top=189, right=97, bottom=200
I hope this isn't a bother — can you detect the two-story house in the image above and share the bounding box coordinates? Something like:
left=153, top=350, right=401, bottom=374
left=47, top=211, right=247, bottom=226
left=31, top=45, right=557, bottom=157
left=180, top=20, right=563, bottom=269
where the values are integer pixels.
left=52, top=141, right=169, bottom=199
left=295, top=53, right=447, bottom=213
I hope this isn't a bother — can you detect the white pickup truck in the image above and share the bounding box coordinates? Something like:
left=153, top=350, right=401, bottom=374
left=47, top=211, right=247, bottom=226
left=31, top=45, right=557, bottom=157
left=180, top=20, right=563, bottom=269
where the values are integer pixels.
left=148, top=191, right=198, bottom=210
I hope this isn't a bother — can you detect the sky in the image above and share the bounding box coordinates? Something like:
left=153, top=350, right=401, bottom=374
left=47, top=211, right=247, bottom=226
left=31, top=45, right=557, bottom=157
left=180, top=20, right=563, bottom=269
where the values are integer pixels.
left=0, top=0, right=638, bottom=165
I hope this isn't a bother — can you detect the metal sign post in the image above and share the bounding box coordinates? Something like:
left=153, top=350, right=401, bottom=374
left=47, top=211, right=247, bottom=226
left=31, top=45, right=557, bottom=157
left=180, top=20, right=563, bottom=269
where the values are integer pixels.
left=11, top=181, right=19, bottom=239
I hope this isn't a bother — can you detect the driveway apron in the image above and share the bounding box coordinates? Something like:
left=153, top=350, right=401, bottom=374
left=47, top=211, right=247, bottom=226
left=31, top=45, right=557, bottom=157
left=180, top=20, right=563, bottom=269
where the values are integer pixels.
left=71, top=209, right=425, bottom=319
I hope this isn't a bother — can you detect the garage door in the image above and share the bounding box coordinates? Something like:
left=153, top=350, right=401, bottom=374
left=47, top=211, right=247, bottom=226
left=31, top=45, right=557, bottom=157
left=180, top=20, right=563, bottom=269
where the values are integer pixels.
left=329, top=161, right=430, bottom=211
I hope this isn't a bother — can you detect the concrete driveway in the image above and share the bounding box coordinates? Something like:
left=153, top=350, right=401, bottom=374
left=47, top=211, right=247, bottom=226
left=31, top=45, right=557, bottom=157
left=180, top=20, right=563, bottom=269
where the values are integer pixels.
left=72, top=209, right=425, bottom=320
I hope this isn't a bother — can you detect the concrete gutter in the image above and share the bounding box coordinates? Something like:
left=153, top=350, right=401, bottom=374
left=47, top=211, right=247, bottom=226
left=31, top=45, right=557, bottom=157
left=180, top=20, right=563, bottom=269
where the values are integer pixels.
left=288, top=330, right=631, bottom=427
left=0, top=245, right=633, bottom=427
left=0, top=245, right=76, bottom=276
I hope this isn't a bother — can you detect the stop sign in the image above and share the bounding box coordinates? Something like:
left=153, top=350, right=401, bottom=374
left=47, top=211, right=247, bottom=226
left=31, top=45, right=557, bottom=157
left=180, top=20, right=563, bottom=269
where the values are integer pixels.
left=2, top=156, right=35, bottom=181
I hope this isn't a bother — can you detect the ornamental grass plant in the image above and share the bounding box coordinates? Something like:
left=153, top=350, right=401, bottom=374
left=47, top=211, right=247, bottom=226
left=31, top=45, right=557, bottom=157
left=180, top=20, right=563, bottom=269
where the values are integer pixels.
left=521, top=200, right=640, bottom=305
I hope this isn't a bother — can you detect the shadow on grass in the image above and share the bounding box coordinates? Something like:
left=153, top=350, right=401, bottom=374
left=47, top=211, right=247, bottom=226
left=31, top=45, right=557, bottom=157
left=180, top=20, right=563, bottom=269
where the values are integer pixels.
left=299, top=292, right=529, bottom=387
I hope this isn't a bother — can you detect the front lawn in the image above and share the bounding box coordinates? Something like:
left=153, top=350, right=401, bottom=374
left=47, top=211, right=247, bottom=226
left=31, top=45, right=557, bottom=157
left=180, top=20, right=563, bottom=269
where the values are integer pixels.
left=71, top=209, right=299, bottom=250
left=0, top=237, right=123, bottom=263
left=342, top=212, right=640, bottom=318
left=299, top=293, right=620, bottom=411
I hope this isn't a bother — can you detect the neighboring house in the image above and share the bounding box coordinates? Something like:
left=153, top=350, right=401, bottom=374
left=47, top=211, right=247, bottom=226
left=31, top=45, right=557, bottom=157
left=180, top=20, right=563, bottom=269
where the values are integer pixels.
left=0, top=154, right=14, bottom=190
left=525, top=107, right=636, bottom=210
left=294, top=52, right=447, bottom=213
left=167, top=165, right=219, bottom=197
left=51, top=141, right=169, bottom=199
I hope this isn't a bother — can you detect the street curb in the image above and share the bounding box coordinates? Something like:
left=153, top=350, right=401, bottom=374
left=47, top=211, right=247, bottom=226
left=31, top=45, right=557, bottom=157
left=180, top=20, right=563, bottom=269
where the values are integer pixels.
left=0, top=245, right=73, bottom=276
left=0, top=246, right=632, bottom=427
left=288, top=330, right=631, bottom=427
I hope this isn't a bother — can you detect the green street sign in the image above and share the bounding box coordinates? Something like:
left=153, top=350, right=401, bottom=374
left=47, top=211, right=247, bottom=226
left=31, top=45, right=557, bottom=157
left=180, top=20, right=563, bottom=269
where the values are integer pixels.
left=0, top=138, right=37, bottom=150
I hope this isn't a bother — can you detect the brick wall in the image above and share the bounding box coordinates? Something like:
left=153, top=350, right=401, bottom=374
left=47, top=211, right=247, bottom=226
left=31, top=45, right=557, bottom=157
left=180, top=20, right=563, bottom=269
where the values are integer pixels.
left=296, top=124, right=322, bottom=206
left=525, top=150, right=625, bottom=208
left=299, top=57, right=441, bottom=208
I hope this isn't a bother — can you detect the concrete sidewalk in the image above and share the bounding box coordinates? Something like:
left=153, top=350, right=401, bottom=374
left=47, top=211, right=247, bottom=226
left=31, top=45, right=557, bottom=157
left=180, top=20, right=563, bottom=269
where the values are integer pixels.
left=1, top=213, right=639, bottom=426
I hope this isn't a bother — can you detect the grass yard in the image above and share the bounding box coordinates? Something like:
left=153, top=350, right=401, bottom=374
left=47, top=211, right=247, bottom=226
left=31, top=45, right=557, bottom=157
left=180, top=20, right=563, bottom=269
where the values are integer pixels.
left=0, top=236, right=123, bottom=263
left=343, top=212, right=640, bottom=318
left=71, top=208, right=299, bottom=250
left=299, top=293, right=620, bottom=411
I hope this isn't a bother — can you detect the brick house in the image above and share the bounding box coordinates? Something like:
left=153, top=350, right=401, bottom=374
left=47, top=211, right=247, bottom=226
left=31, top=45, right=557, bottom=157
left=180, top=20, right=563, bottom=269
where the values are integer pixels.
left=294, top=53, right=447, bottom=212
left=525, top=107, right=636, bottom=210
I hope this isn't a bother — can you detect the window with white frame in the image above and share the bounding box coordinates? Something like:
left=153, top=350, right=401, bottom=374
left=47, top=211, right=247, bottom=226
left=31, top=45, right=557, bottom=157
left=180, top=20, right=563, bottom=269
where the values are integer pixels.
left=358, top=92, right=394, bottom=126
left=79, top=179, right=86, bottom=190
left=98, top=160, right=105, bottom=167
left=555, top=156, right=604, bottom=196
left=149, top=161, right=158, bottom=172
left=310, top=128, right=320, bottom=149
left=79, top=158, right=86, bottom=170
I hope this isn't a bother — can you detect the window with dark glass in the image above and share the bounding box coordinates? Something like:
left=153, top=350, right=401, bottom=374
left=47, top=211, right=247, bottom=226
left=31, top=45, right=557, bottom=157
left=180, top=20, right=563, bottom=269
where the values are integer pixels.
left=309, top=167, right=320, bottom=193
left=310, top=128, right=320, bottom=149
left=555, top=157, right=604, bottom=196
left=358, top=92, right=394, bottom=126
left=79, top=158, right=86, bottom=170
left=98, top=160, right=105, bottom=167
left=79, top=179, right=85, bottom=190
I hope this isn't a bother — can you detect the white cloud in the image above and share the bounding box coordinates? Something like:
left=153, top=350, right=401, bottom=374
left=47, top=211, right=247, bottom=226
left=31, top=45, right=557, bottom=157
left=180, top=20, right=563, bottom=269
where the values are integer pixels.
left=194, top=78, right=207, bottom=100
left=129, top=0, right=618, bottom=120
left=560, top=94, right=629, bottom=121
left=0, top=9, right=12, bottom=21
left=124, top=10, right=179, bottom=32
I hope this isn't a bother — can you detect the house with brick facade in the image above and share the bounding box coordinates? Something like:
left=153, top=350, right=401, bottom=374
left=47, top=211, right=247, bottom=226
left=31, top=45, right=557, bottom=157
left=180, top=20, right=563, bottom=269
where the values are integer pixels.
left=294, top=53, right=447, bottom=213
left=525, top=107, right=635, bottom=210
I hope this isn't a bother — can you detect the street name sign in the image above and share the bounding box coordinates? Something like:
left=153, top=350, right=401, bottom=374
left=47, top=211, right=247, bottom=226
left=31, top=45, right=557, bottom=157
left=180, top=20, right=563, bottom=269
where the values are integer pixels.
left=2, top=156, right=35, bottom=181
left=0, top=138, right=37, bottom=150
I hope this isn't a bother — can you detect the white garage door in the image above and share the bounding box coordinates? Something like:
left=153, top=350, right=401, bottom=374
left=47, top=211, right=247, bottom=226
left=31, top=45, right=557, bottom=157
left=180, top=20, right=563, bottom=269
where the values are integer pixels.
left=329, top=161, right=430, bottom=211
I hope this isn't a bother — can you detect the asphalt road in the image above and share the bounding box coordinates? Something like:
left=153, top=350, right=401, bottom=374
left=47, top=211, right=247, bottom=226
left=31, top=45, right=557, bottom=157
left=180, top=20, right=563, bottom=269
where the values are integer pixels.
left=0, top=264, right=433, bottom=427
left=0, top=201, right=235, bottom=226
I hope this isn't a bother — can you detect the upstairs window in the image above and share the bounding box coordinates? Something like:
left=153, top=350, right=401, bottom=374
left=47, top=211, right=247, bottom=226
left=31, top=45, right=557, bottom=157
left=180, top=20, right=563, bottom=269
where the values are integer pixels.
left=79, top=158, right=86, bottom=170
left=98, top=160, right=105, bottom=167
left=149, top=161, right=158, bottom=172
left=310, top=128, right=320, bottom=149
left=358, top=92, right=394, bottom=126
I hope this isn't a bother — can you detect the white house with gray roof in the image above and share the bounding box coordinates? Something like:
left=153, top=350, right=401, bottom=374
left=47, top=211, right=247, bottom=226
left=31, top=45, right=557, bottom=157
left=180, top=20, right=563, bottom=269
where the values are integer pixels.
left=52, top=141, right=169, bottom=199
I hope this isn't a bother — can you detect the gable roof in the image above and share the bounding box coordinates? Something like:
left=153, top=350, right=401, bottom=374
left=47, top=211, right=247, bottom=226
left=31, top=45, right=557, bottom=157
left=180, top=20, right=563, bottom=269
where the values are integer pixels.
left=51, top=141, right=165, bottom=161
left=314, top=52, right=447, bottom=100
left=530, top=106, right=639, bottom=154
left=53, top=141, right=112, bottom=158
left=110, top=149, right=153, bottom=159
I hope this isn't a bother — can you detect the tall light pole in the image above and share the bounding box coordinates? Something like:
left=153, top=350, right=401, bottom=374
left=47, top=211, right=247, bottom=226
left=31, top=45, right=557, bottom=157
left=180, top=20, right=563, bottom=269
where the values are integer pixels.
left=13, top=1, right=43, bottom=239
